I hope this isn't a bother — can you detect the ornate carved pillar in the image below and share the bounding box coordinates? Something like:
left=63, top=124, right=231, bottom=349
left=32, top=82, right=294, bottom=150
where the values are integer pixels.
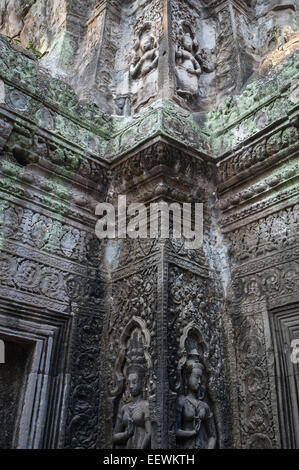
left=157, top=0, right=176, bottom=102
left=210, top=0, right=253, bottom=101
left=73, top=0, right=121, bottom=112
left=92, top=0, right=235, bottom=449
left=97, top=136, right=233, bottom=449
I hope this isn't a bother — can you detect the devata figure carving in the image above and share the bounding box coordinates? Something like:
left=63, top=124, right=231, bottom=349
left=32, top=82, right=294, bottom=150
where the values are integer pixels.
left=130, top=29, right=158, bottom=79
left=129, top=25, right=159, bottom=112
left=176, top=350, right=216, bottom=449
left=113, top=330, right=151, bottom=449
left=175, top=24, right=202, bottom=100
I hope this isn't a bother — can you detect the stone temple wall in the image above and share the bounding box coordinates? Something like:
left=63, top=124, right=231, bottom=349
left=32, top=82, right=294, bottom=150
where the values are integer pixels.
left=0, top=0, right=298, bottom=449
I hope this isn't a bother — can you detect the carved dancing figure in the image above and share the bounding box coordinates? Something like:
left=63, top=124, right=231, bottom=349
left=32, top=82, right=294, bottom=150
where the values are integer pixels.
left=175, top=25, right=202, bottom=99
left=176, top=350, right=216, bottom=449
left=130, top=30, right=158, bottom=79
left=129, top=26, right=159, bottom=112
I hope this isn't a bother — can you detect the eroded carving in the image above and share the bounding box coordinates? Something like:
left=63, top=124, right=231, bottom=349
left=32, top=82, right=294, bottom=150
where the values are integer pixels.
left=175, top=24, right=202, bottom=100
left=129, top=25, right=159, bottom=112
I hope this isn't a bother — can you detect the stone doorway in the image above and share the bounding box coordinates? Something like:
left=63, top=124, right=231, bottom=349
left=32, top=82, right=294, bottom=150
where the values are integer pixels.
left=270, top=304, right=299, bottom=449
left=0, top=337, right=34, bottom=448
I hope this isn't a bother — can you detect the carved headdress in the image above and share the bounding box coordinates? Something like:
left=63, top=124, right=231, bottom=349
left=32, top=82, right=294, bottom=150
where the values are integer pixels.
left=184, top=348, right=204, bottom=372
left=177, top=22, right=200, bottom=55
left=126, top=329, right=147, bottom=378
left=181, top=348, right=205, bottom=398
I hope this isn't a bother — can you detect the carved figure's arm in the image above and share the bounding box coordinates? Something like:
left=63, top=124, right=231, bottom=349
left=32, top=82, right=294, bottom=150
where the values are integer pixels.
left=176, top=399, right=197, bottom=440
left=130, top=54, right=141, bottom=79
left=191, top=56, right=202, bottom=75
left=140, top=50, right=159, bottom=76
left=113, top=408, right=134, bottom=445
left=141, top=415, right=151, bottom=449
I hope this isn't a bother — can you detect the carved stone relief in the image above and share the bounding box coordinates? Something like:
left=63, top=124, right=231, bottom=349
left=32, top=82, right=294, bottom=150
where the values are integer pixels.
left=168, top=266, right=233, bottom=448
left=171, top=1, right=216, bottom=109
left=175, top=24, right=202, bottom=100
left=99, top=265, right=157, bottom=449
left=129, top=24, right=159, bottom=113
left=0, top=1, right=298, bottom=451
left=176, top=334, right=217, bottom=449
left=65, top=312, right=103, bottom=449
left=113, top=327, right=152, bottom=449
left=231, top=304, right=279, bottom=448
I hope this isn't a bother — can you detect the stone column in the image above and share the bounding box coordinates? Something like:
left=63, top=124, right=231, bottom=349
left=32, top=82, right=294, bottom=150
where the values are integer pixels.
left=211, top=0, right=253, bottom=101
left=157, top=0, right=176, bottom=102
left=73, top=0, right=121, bottom=112
left=97, top=137, right=232, bottom=449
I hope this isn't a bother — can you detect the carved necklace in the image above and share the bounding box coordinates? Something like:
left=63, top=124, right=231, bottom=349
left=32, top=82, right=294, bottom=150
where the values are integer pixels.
left=127, top=401, right=142, bottom=419
left=186, top=396, right=204, bottom=422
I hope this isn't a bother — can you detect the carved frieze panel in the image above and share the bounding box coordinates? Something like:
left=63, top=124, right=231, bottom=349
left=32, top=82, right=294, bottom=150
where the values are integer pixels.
left=208, top=54, right=298, bottom=141
left=109, top=140, right=209, bottom=203
left=232, top=263, right=298, bottom=306
left=0, top=37, right=113, bottom=141
left=220, top=188, right=299, bottom=230
left=218, top=126, right=299, bottom=188
left=0, top=200, right=103, bottom=267
left=0, top=122, right=108, bottom=192
left=103, top=239, right=160, bottom=273
left=106, top=104, right=211, bottom=158
left=228, top=205, right=298, bottom=264
left=0, top=251, right=103, bottom=307
left=219, top=127, right=298, bottom=196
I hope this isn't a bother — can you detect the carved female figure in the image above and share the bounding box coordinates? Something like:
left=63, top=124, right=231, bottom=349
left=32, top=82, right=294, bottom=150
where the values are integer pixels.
left=176, top=351, right=216, bottom=449
left=130, top=31, right=158, bottom=80
left=113, top=331, right=151, bottom=449
left=129, top=26, right=159, bottom=112
left=175, top=25, right=202, bottom=99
